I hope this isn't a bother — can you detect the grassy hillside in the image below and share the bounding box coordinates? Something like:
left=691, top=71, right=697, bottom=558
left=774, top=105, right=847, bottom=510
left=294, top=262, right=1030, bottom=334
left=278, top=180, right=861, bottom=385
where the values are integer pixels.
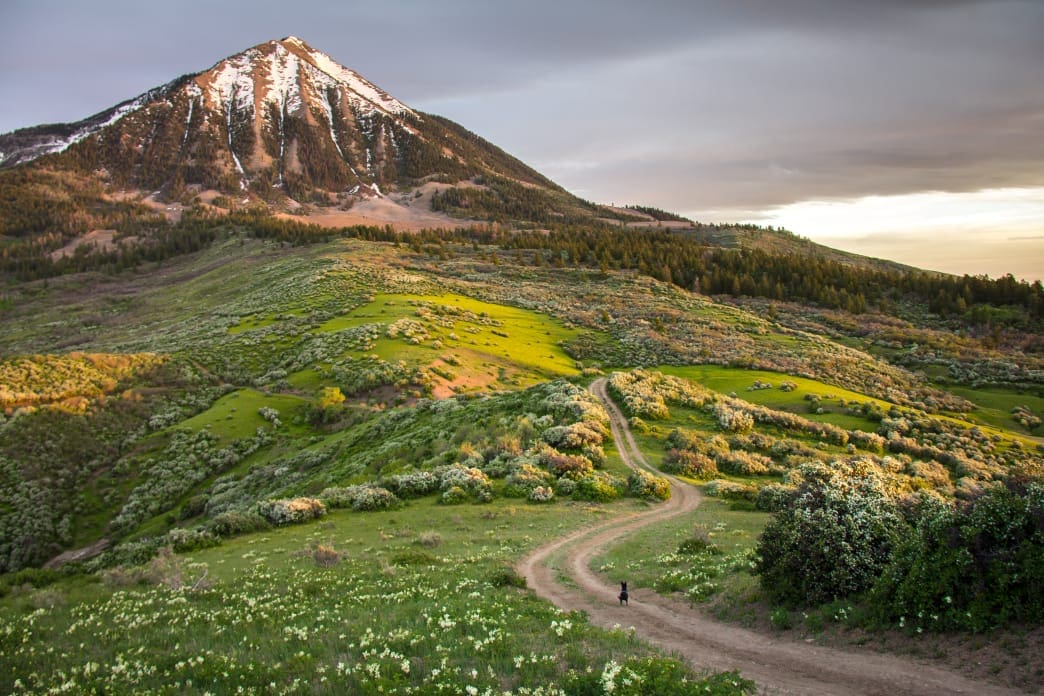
left=1, top=232, right=1039, bottom=571
left=0, top=223, right=1040, bottom=691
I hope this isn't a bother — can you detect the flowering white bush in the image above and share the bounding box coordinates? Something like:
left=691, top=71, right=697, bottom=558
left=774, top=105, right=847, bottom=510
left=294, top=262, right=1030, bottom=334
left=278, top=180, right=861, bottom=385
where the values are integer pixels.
left=755, top=459, right=906, bottom=605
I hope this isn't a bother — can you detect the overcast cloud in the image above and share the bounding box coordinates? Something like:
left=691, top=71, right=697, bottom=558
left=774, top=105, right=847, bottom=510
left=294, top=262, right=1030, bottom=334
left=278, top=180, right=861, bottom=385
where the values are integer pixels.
left=2, top=0, right=1042, bottom=278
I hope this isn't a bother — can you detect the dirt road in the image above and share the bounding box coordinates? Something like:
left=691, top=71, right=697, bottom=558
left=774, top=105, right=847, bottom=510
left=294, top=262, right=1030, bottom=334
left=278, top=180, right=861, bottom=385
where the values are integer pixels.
left=516, top=378, right=1023, bottom=695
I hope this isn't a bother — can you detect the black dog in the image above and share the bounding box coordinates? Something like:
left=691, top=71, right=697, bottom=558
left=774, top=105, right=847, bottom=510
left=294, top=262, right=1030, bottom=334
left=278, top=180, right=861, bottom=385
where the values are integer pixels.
left=618, top=581, right=629, bottom=606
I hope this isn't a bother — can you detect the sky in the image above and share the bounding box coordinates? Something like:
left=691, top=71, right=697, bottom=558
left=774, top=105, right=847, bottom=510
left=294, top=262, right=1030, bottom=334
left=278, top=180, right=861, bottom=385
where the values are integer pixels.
left=3, top=0, right=1043, bottom=281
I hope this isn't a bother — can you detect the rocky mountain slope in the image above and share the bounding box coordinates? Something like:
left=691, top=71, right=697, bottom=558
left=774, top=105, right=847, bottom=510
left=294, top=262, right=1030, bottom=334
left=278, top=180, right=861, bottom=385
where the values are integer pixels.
left=0, top=37, right=554, bottom=200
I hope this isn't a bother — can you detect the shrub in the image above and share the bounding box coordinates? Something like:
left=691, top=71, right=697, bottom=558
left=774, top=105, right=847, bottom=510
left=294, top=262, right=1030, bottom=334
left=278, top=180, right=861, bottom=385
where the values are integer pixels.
left=311, top=543, right=341, bottom=568
left=146, top=547, right=210, bottom=591
left=165, top=528, right=220, bottom=553
left=714, top=404, right=754, bottom=433
left=702, top=480, right=756, bottom=501
left=435, top=464, right=493, bottom=503
left=205, top=510, right=271, bottom=537
left=257, top=497, right=326, bottom=525
left=627, top=469, right=671, bottom=500
left=488, top=566, right=527, bottom=588
left=391, top=549, right=437, bottom=566
left=662, top=449, right=718, bottom=478
left=320, top=485, right=400, bottom=511
left=546, top=452, right=594, bottom=480
left=528, top=485, right=555, bottom=503
left=573, top=471, right=627, bottom=502
left=677, top=527, right=718, bottom=555
left=755, top=460, right=907, bottom=606
left=381, top=471, right=440, bottom=499
left=415, top=531, right=442, bottom=548
left=770, top=607, right=793, bottom=630
left=716, top=450, right=773, bottom=476
left=554, top=477, right=577, bottom=497
left=755, top=483, right=795, bottom=512
left=440, top=486, right=470, bottom=505
left=871, top=482, right=1044, bottom=631
left=504, top=462, right=553, bottom=497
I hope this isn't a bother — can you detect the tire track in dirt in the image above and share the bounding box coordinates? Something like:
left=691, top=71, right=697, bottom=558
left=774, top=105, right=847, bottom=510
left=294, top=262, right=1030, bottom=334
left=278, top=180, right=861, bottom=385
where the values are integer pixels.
left=516, top=378, right=1023, bottom=695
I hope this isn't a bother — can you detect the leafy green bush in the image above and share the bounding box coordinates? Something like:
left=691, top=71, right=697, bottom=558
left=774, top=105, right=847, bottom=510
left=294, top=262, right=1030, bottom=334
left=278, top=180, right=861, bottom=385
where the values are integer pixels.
left=573, top=471, right=626, bottom=502
left=702, top=480, right=756, bottom=501
left=755, top=483, right=795, bottom=512
left=755, top=460, right=906, bottom=606
left=488, top=566, right=527, bottom=588
left=871, top=482, right=1044, bottom=631
left=204, top=510, right=271, bottom=537
left=440, top=485, right=470, bottom=505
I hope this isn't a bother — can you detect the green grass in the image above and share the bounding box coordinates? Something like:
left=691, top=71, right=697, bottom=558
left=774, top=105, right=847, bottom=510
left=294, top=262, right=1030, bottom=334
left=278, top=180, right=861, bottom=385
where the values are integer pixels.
left=0, top=499, right=749, bottom=694
left=656, top=365, right=891, bottom=432
left=175, top=389, right=309, bottom=443
left=942, top=385, right=1044, bottom=436
left=276, top=292, right=585, bottom=399
left=335, top=292, right=580, bottom=373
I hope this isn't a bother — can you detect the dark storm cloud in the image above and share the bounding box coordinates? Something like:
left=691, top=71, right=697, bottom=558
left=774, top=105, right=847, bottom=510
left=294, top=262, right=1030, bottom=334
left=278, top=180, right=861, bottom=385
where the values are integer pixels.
left=2, top=0, right=1043, bottom=218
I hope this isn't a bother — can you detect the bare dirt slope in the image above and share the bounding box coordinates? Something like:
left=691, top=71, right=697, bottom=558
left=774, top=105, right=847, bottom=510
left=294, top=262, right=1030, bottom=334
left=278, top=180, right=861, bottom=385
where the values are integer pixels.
left=516, top=378, right=1025, bottom=695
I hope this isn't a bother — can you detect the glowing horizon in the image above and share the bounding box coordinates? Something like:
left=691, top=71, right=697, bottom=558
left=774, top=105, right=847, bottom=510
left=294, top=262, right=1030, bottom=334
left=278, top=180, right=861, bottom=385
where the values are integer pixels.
left=737, top=187, right=1044, bottom=282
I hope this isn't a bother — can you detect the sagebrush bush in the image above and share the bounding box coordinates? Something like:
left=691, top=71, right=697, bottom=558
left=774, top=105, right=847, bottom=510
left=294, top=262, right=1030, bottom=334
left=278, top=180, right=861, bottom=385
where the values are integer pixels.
left=528, top=485, right=555, bottom=503
left=205, top=510, right=271, bottom=537
left=503, top=462, right=553, bottom=498
left=662, top=448, right=718, bottom=478
left=320, top=485, right=400, bottom=511
left=702, top=479, right=756, bottom=501
left=627, top=469, right=671, bottom=501
left=257, top=497, right=326, bottom=525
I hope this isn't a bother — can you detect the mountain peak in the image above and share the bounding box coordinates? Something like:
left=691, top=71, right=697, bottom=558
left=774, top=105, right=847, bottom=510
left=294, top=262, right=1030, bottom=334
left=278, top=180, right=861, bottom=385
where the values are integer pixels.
left=196, top=36, right=413, bottom=121
left=0, top=36, right=554, bottom=199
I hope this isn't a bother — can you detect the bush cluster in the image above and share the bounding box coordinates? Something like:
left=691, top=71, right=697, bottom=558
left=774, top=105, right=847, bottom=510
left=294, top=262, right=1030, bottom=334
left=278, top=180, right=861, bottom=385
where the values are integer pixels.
left=871, top=481, right=1044, bottom=631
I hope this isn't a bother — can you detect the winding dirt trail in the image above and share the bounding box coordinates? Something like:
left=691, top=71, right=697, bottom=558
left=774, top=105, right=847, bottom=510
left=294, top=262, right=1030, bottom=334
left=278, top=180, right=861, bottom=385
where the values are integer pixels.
left=516, top=378, right=1023, bottom=695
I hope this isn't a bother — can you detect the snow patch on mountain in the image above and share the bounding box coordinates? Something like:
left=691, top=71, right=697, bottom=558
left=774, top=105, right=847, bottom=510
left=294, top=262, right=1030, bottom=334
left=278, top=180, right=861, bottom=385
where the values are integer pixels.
left=209, top=50, right=259, bottom=114
left=290, top=39, right=413, bottom=117
left=264, top=43, right=303, bottom=115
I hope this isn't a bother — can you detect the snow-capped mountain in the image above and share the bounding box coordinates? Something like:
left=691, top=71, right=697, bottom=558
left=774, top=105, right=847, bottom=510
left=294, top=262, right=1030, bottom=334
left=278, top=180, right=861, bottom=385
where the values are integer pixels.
left=0, top=37, right=551, bottom=197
